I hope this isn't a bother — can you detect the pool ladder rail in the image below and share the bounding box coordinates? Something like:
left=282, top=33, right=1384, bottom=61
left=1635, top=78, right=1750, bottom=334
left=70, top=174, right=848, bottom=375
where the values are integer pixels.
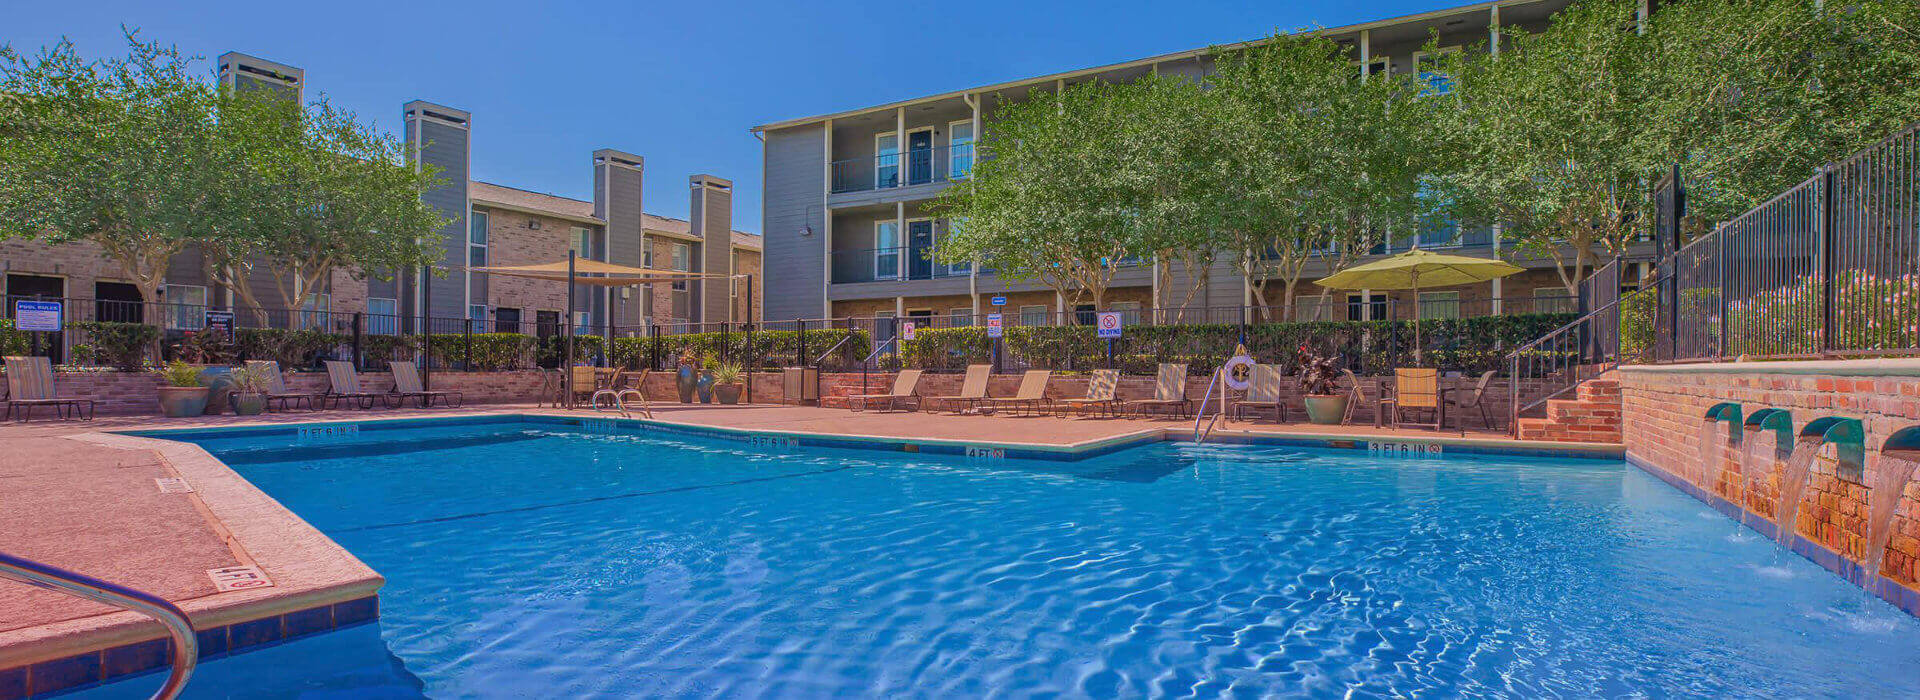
left=0, top=551, right=198, bottom=700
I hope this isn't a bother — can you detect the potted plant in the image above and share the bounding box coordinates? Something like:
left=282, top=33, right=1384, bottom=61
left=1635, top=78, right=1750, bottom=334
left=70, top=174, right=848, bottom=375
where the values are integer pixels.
left=157, top=360, right=210, bottom=418
left=1296, top=346, right=1348, bottom=425
left=712, top=363, right=745, bottom=405
left=696, top=354, right=717, bottom=403
left=227, top=364, right=270, bottom=416
left=174, top=329, right=238, bottom=415
left=675, top=348, right=700, bottom=403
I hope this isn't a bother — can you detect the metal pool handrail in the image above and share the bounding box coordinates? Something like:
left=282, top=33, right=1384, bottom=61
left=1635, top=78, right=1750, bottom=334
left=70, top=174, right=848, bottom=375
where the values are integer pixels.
left=0, top=551, right=198, bottom=699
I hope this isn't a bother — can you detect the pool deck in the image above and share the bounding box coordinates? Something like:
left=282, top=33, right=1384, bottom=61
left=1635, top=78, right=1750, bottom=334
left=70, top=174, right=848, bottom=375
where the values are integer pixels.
left=0, top=402, right=1617, bottom=696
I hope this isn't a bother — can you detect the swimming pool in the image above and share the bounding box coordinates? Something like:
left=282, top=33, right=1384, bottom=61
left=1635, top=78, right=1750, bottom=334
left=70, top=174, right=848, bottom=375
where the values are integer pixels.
left=87, top=417, right=1920, bottom=697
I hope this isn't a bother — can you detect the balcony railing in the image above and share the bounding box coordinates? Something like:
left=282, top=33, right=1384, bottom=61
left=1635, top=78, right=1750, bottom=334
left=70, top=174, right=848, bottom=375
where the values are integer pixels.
left=831, top=246, right=974, bottom=284
left=830, top=144, right=974, bottom=194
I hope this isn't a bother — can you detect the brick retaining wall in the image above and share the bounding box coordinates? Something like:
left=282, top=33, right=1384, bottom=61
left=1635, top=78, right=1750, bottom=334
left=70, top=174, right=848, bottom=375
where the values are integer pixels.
left=7, top=369, right=554, bottom=415
left=1619, top=361, right=1920, bottom=601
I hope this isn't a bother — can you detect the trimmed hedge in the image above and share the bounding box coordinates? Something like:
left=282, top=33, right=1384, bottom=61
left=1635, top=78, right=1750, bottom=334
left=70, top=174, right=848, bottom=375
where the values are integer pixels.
left=609, top=328, right=871, bottom=370
left=426, top=333, right=538, bottom=371
left=234, top=328, right=347, bottom=369
left=897, top=313, right=1579, bottom=375
left=70, top=321, right=160, bottom=371
left=1, top=318, right=32, bottom=356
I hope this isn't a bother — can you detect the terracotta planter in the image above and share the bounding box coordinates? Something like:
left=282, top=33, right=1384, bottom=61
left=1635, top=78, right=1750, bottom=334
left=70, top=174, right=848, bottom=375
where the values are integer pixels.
left=716, top=383, right=743, bottom=405
left=1303, top=394, right=1349, bottom=425
left=230, top=392, right=268, bottom=416
left=157, top=386, right=210, bottom=418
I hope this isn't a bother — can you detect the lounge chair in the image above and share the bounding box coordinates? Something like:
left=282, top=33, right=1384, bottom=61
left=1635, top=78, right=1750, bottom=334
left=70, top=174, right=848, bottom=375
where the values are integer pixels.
left=1228, top=364, right=1287, bottom=423
left=982, top=370, right=1052, bottom=416
left=245, top=360, right=318, bottom=411
left=1058, top=369, right=1121, bottom=418
left=1124, top=363, right=1190, bottom=418
left=2, top=356, right=93, bottom=421
left=1380, top=367, right=1442, bottom=430
left=389, top=360, right=464, bottom=408
left=921, top=364, right=992, bottom=414
left=1449, top=370, right=1499, bottom=433
left=1339, top=368, right=1374, bottom=426
left=321, top=360, right=384, bottom=410
left=847, top=369, right=922, bottom=412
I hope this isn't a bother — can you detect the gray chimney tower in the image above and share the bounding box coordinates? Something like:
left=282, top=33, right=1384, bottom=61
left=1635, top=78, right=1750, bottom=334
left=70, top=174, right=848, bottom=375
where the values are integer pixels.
left=689, top=175, right=734, bottom=323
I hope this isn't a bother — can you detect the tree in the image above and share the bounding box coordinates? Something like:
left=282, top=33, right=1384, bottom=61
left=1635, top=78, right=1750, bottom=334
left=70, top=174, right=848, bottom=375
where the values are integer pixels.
left=1430, top=0, right=1655, bottom=298
left=210, top=90, right=447, bottom=327
left=931, top=78, right=1156, bottom=310
left=1204, top=32, right=1429, bottom=320
left=0, top=32, right=228, bottom=313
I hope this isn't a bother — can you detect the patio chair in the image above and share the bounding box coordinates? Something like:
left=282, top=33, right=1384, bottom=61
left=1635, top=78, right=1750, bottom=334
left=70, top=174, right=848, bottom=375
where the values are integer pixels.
left=388, top=360, right=464, bottom=409
left=592, top=369, right=651, bottom=418
left=245, top=360, right=318, bottom=412
left=982, top=370, right=1052, bottom=416
left=1228, top=364, right=1286, bottom=423
left=566, top=366, right=603, bottom=407
left=1123, top=363, right=1190, bottom=418
left=1058, top=369, right=1121, bottom=418
left=1338, top=369, right=1373, bottom=426
left=321, top=360, right=384, bottom=410
left=1380, top=368, right=1443, bottom=430
left=1449, top=370, right=1499, bottom=433
left=847, top=369, right=922, bottom=412
left=2, top=356, right=93, bottom=421
left=921, top=364, right=992, bottom=414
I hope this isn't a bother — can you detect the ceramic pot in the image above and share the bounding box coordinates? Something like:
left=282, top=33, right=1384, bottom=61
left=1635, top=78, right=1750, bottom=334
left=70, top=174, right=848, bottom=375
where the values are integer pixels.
left=230, top=392, right=268, bottom=416
left=716, top=384, right=743, bottom=405
left=157, top=386, right=210, bottom=418
left=696, top=373, right=715, bottom=403
left=197, top=365, right=233, bottom=415
left=1303, top=394, right=1349, bottom=425
left=676, top=364, right=697, bottom=403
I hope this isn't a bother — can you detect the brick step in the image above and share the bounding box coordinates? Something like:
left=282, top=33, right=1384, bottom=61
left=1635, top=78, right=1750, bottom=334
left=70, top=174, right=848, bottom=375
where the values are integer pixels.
left=1577, top=379, right=1621, bottom=401
left=1545, top=398, right=1621, bottom=423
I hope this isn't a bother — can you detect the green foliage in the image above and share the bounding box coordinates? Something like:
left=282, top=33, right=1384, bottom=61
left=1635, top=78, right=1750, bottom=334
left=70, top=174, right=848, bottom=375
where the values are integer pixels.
left=1723, top=271, right=1920, bottom=357
left=608, top=329, right=872, bottom=371
left=537, top=334, right=607, bottom=368
left=161, top=359, right=201, bottom=387
left=232, top=328, right=343, bottom=369
left=228, top=363, right=270, bottom=394
left=426, top=333, right=536, bottom=371
left=69, top=321, right=159, bottom=371
left=360, top=334, right=420, bottom=369
left=0, top=318, right=35, bottom=356
left=711, top=362, right=745, bottom=385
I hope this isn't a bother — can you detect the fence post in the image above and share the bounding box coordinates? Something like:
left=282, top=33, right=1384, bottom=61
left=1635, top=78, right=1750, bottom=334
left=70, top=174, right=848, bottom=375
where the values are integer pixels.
left=797, top=319, right=809, bottom=367
left=352, top=312, right=363, bottom=371
left=1818, top=166, right=1836, bottom=356
left=463, top=321, right=473, bottom=371
left=649, top=324, right=661, bottom=370
left=1716, top=221, right=1729, bottom=360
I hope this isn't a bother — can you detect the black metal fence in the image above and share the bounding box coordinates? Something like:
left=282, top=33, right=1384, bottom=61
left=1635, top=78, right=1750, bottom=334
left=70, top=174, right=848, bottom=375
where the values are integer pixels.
left=1668, top=121, right=1920, bottom=361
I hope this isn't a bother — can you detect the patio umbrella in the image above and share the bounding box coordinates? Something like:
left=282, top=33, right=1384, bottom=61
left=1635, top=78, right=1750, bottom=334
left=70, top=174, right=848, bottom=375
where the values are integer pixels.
left=1315, top=249, right=1523, bottom=365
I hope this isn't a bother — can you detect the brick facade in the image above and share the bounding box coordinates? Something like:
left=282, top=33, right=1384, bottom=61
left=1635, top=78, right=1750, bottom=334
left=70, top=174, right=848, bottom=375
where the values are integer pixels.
left=1619, top=362, right=1920, bottom=605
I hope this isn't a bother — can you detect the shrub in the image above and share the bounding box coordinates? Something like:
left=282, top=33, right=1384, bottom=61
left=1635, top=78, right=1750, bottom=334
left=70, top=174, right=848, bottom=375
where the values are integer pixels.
left=69, top=321, right=160, bottom=371
left=0, top=319, right=28, bottom=356
left=162, top=360, right=202, bottom=387
left=426, top=333, right=537, bottom=371
left=537, top=334, right=607, bottom=367
left=360, top=334, right=420, bottom=369
left=605, top=329, right=873, bottom=371
left=234, top=328, right=345, bottom=369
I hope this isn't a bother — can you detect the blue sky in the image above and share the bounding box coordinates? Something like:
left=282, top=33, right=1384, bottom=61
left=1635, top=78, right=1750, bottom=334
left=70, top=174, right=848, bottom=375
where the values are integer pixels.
left=5, top=0, right=1469, bottom=233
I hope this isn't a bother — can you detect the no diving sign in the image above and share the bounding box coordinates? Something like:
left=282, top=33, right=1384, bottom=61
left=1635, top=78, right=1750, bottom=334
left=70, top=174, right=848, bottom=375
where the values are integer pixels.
left=1096, top=311, right=1123, bottom=339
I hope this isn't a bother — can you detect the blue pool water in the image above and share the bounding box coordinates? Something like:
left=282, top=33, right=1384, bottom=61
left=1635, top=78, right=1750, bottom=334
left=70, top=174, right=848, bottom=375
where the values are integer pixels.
left=86, top=418, right=1920, bottom=698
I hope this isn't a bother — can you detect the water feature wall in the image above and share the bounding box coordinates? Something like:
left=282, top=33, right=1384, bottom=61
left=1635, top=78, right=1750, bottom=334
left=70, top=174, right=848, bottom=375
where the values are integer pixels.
left=1619, top=361, right=1920, bottom=615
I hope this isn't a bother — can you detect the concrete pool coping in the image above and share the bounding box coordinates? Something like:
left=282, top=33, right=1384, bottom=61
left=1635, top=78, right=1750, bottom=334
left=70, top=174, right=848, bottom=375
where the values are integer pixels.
left=0, top=404, right=1621, bottom=696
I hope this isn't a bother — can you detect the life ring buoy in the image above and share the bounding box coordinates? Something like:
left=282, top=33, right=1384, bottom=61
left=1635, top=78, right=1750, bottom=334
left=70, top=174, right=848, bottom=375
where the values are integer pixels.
left=1222, top=354, right=1256, bottom=391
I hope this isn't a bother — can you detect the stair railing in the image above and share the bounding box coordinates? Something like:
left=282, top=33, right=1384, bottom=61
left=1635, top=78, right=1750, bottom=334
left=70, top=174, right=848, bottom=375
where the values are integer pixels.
left=1505, top=278, right=1664, bottom=436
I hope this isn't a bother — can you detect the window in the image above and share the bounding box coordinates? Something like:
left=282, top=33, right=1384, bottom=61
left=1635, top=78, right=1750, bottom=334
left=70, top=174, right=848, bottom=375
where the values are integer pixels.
left=1074, top=304, right=1096, bottom=326
left=573, top=311, right=592, bottom=336
left=1534, top=287, right=1577, bottom=314
left=299, top=293, right=331, bottom=330
left=1019, top=304, right=1048, bottom=326
left=163, top=284, right=207, bottom=330
left=874, top=222, right=900, bottom=280
left=571, top=226, right=594, bottom=259
left=1413, top=47, right=1460, bottom=96
left=469, top=211, right=489, bottom=267
left=1111, top=301, right=1142, bottom=325
left=1347, top=293, right=1387, bottom=322
left=1359, top=56, right=1391, bottom=78
left=1418, top=291, right=1460, bottom=320
left=367, top=298, right=398, bottom=335
left=670, top=242, right=692, bottom=290
left=949, top=307, right=973, bottom=326
left=939, top=219, right=969, bottom=276
left=875, top=132, right=900, bottom=188
left=949, top=121, right=974, bottom=179
left=468, top=304, right=488, bottom=332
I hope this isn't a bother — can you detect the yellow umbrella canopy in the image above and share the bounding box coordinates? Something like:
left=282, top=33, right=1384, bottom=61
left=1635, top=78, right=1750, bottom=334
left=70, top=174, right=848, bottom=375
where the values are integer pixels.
left=1315, top=249, right=1524, bottom=366
left=470, top=260, right=728, bottom=286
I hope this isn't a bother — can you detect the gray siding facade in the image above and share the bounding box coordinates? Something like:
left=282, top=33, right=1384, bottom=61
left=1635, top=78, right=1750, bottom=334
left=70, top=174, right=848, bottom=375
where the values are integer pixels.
left=761, top=124, right=827, bottom=321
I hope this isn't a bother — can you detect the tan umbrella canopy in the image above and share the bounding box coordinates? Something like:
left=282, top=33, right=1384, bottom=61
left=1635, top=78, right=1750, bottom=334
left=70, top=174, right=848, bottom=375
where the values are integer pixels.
left=1315, top=249, right=1524, bottom=365
left=470, top=259, right=730, bottom=286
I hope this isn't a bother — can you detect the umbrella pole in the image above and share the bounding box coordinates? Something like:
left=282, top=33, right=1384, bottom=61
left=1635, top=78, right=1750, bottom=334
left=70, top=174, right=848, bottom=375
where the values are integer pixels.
left=566, top=250, right=576, bottom=409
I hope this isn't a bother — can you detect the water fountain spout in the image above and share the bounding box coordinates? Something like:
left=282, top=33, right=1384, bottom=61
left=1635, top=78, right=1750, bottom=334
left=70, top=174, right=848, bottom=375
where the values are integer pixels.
left=1863, top=427, right=1920, bottom=591
left=1701, top=403, right=1744, bottom=497
left=1738, top=409, right=1794, bottom=511
left=1771, top=417, right=1862, bottom=546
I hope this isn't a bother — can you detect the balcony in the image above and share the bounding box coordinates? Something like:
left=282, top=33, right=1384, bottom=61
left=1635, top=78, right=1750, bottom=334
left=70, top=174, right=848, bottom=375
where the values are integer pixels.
left=830, top=246, right=974, bottom=284
left=831, top=144, right=973, bottom=195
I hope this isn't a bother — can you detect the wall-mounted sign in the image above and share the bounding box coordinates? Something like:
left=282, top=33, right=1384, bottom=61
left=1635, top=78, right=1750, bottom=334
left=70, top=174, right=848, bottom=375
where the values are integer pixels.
left=204, top=310, right=234, bottom=335
left=985, top=313, right=1004, bottom=338
left=1095, top=311, right=1124, bottom=339
left=12, top=300, right=60, bottom=332
left=990, top=296, right=1007, bottom=307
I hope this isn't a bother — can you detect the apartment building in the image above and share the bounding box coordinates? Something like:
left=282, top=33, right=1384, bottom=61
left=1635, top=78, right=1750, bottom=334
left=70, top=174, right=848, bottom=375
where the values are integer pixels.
left=753, top=0, right=1656, bottom=328
left=0, top=52, right=761, bottom=354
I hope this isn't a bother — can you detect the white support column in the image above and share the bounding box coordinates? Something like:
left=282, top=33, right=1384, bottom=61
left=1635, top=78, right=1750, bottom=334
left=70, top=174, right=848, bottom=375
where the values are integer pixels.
left=895, top=296, right=905, bottom=317
left=895, top=201, right=906, bottom=280
left=1361, top=288, right=1373, bottom=321
left=1490, top=3, right=1501, bottom=56
left=822, top=118, right=834, bottom=318
left=967, top=93, right=982, bottom=321
left=1359, top=30, right=1371, bottom=79
left=896, top=107, right=906, bottom=188
left=1491, top=222, right=1504, bottom=314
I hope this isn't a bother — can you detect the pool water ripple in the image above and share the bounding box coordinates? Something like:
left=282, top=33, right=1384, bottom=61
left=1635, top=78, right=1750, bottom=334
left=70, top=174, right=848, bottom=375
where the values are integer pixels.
left=77, top=422, right=1920, bottom=698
